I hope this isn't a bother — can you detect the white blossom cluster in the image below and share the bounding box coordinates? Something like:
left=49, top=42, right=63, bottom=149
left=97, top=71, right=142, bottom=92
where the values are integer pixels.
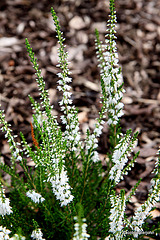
left=21, top=107, right=74, bottom=208
left=55, top=25, right=81, bottom=153
left=0, top=226, right=26, bottom=240
left=95, top=8, right=124, bottom=126
left=73, top=217, right=90, bottom=240
left=46, top=150, right=74, bottom=207
left=26, top=190, right=45, bottom=204
left=0, top=187, right=13, bottom=217
left=31, top=229, right=45, bottom=240
left=85, top=121, right=104, bottom=163
left=109, top=192, right=126, bottom=239
left=109, top=132, right=137, bottom=184
left=0, top=226, right=11, bottom=239
left=57, top=72, right=81, bottom=152
left=131, top=183, right=160, bottom=237
left=45, top=130, right=74, bottom=207
left=131, top=150, right=160, bottom=237
left=85, top=134, right=100, bottom=163
left=48, top=166, right=74, bottom=207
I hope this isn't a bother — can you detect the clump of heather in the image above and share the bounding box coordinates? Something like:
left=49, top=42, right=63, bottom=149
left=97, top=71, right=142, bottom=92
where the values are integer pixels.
left=0, top=0, right=159, bottom=239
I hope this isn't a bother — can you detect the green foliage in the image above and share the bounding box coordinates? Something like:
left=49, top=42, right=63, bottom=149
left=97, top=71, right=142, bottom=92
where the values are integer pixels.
left=0, top=0, right=159, bottom=239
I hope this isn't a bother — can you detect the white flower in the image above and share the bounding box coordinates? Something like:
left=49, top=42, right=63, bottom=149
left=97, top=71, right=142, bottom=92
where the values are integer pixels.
left=0, top=188, right=13, bottom=217
left=94, top=125, right=103, bottom=137
left=107, top=119, right=113, bottom=125
left=73, top=217, right=90, bottom=240
left=31, top=229, right=45, bottom=240
left=109, top=193, right=126, bottom=235
left=49, top=166, right=74, bottom=207
left=0, top=226, right=11, bottom=240
left=95, top=4, right=124, bottom=127
left=91, top=151, right=100, bottom=163
left=17, top=156, right=22, bottom=161
left=26, top=190, right=45, bottom=204
left=132, top=177, right=160, bottom=234
left=109, top=132, right=136, bottom=184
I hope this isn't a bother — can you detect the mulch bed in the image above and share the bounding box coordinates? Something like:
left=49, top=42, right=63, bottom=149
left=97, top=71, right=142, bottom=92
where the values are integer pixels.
left=0, top=0, right=160, bottom=238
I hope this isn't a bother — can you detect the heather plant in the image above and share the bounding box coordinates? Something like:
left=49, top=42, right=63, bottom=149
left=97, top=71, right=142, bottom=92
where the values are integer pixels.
left=0, top=0, right=160, bottom=239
